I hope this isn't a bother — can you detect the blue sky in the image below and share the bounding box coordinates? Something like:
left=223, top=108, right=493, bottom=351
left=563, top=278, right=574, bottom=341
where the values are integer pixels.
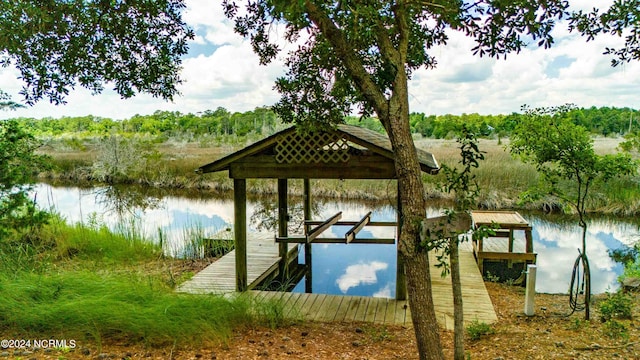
left=1, top=0, right=639, bottom=120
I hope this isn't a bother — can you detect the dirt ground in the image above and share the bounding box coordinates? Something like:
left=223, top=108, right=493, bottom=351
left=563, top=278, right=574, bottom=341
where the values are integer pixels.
left=4, top=280, right=638, bottom=360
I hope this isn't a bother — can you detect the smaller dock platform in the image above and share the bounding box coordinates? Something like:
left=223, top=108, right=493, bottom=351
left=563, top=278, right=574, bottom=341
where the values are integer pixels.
left=177, top=233, right=297, bottom=294
left=470, top=211, right=537, bottom=278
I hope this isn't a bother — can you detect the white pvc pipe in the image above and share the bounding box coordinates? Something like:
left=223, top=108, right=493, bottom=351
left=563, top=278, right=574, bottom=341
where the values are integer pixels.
left=524, top=264, right=537, bottom=316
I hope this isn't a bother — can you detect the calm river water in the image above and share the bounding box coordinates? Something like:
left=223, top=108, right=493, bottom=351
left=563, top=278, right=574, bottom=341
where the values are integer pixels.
left=33, top=184, right=638, bottom=296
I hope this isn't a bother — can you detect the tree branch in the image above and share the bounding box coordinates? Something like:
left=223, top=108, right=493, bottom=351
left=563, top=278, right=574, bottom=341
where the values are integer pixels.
left=304, top=1, right=389, bottom=117
left=395, top=1, right=410, bottom=63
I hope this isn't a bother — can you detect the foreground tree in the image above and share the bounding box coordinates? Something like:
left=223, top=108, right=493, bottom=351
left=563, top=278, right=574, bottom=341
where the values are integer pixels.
left=221, top=1, right=579, bottom=358
left=0, top=1, right=193, bottom=104
left=0, top=121, right=48, bottom=239
left=0, top=1, right=191, bottom=230
left=510, top=105, right=637, bottom=320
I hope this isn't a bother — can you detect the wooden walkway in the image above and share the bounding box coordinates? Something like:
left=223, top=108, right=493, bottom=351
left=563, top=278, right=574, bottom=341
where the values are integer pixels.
left=177, top=233, right=294, bottom=294
left=247, top=248, right=496, bottom=330
left=178, top=234, right=497, bottom=329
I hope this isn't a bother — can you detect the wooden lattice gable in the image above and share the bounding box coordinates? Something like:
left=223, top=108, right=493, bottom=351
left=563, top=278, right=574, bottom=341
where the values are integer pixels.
left=274, top=129, right=351, bottom=164
left=197, top=125, right=439, bottom=179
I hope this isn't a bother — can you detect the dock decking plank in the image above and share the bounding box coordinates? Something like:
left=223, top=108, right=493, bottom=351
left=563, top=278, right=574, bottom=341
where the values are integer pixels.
left=309, top=294, right=329, bottom=320
left=394, top=300, right=410, bottom=325
left=353, top=297, right=371, bottom=323
left=176, top=233, right=296, bottom=294
left=361, top=297, right=379, bottom=323
left=179, top=232, right=497, bottom=329
left=316, top=295, right=343, bottom=322
left=384, top=299, right=399, bottom=325
left=283, top=292, right=305, bottom=318
left=335, top=296, right=362, bottom=322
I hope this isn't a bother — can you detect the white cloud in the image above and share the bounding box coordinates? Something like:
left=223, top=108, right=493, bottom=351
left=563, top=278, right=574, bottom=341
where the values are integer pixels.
left=1, top=3, right=639, bottom=120
left=183, top=0, right=239, bottom=46
left=336, top=261, right=388, bottom=293
left=373, top=283, right=392, bottom=298
left=531, top=219, right=626, bottom=293
left=409, top=20, right=640, bottom=116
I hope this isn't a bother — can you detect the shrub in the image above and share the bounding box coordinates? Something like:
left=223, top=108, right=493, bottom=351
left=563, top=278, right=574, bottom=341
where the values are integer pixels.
left=466, top=320, right=494, bottom=341
left=599, top=291, right=633, bottom=322
left=602, top=319, right=629, bottom=341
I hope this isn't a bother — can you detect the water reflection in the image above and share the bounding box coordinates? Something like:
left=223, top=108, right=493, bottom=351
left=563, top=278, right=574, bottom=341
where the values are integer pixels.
left=290, top=202, right=399, bottom=297
left=33, top=184, right=639, bottom=295
left=526, top=215, right=635, bottom=294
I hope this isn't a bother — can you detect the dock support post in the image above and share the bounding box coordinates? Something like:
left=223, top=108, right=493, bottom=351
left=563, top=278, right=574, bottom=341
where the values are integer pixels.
left=303, top=179, right=312, bottom=293
left=278, top=179, right=289, bottom=280
left=508, top=229, right=514, bottom=253
left=234, top=178, right=247, bottom=292
left=395, top=181, right=407, bottom=300
left=525, top=227, right=534, bottom=253
left=524, top=264, right=537, bottom=316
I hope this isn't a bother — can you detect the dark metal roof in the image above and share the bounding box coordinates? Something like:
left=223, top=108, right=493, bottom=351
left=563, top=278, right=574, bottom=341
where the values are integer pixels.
left=197, top=124, right=439, bottom=176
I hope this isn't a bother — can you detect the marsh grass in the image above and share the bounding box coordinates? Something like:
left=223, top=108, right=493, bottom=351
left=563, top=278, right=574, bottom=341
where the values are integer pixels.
left=40, top=136, right=640, bottom=214
left=0, top=219, right=288, bottom=348
left=0, top=271, right=255, bottom=346
left=175, top=222, right=235, bottom=259
left=47, top=216, right=161, bottom=265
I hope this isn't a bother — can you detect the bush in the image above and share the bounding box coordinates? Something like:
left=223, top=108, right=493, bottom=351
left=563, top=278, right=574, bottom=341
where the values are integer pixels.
left=466, top=320, right=494, bottom=340
left=0, top=120, right=51, bottom=241
left=598, top=291, right=633, bottom=322
left=602, top=319, right=629, bottom=341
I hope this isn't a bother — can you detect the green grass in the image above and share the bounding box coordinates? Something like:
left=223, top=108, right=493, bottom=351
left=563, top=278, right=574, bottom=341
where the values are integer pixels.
left=598, top=291, right=633, bottom=322
left=172, top=221, right=235, bottom=259
left=0, top=271, right=254, bottom=346
left=32, top=215, right=162, bottom=267
left=0, top=218, right=289, bottom=348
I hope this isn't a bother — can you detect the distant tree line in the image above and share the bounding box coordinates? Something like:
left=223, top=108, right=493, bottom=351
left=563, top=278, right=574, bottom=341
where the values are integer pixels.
left=409, top=106, right=638, bottom=139
left=6, top=105, right=638, bottom=139
left=11, top=107, right=279, bottom=139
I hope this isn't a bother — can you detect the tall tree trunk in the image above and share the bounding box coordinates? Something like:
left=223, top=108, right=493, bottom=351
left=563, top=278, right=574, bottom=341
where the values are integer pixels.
left=302, top=5, right=445, bottom=357
left=385, top=86, right=444, bottom=360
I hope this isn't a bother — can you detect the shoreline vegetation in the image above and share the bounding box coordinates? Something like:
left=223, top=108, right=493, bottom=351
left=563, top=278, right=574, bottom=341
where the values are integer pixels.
left=0, top=216, right=293, bottom=352
left=4, top=105, right=638, bottom=215
left=38, top=136, right=638, bottom=216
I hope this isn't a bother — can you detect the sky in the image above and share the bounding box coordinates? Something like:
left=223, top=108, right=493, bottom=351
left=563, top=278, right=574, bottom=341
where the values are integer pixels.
left=1, top=1, right=639, bottom=120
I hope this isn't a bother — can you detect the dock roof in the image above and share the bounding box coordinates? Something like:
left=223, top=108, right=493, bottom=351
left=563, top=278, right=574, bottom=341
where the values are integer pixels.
left=197, top=124, right=439, bottom=179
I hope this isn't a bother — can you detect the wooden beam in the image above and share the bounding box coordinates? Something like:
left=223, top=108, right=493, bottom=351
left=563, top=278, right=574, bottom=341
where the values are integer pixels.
left=305, top=221, right=396, bottom=227
left=345, top=211, right=372, bottom=243
left=476, top=252, right=538, bottom=262
left=229, top=155, right=397, bottom=179
left=276, top=236, right=308, bottom=243
left=307, top=212, right=342, bottom=242
left=234, top=178, right=247, bottom=292
left=525, top=228, right=534, bottom=253
left=277, top=237, right=395, bottom=245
